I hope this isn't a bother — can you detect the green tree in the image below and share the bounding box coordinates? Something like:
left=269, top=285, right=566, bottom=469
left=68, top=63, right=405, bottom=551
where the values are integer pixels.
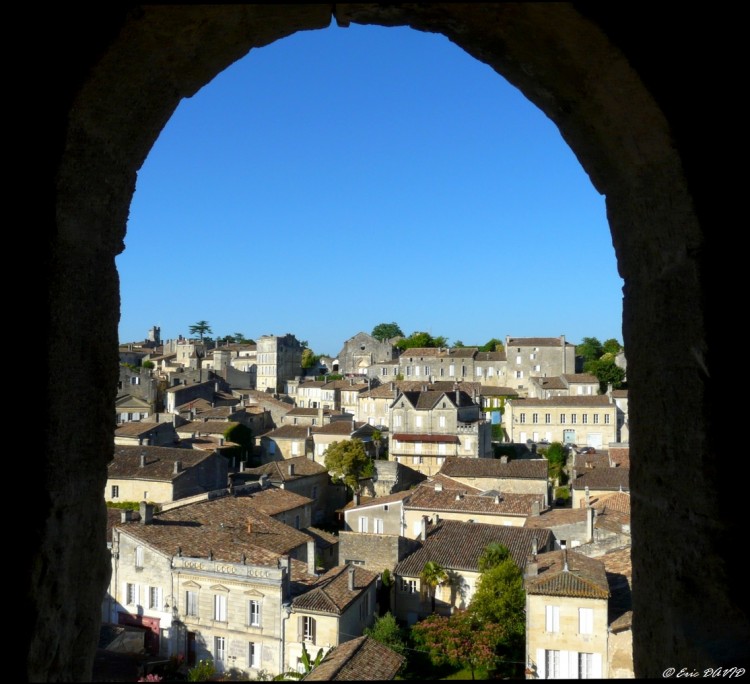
left=364, top=611, right=408, bottom=657
left=539, top=441, right=567, bottom=485
left=467, top=555, right=526, bottom=678
left=223, top=423, right=254, bottom=465
left=478, top=542, right=510, bottom=573
left=420, top=560, right=448, bottom=613
left=411, top=610, right=506, bottom=680
left=479, top=338, right=505, bottom=353
left=371, top=322, right=404, bottom=341
left=576, top=336, right=603, bottom=364
left=586, top=355, right=626, bottom=391
left=469, top=556, right=526, bottom=635
left=142, top=360, right=154, bottom=370
left=301, top=348, right=321, bottom=369
left=602, top=338, right=623, bottom=355
left=453, top=340, right=465, bottom=348
left=189, top=320, right=212, bottom=341
left=395, top=331, right=449, bottom=350
left=323, top=439, right=374, bottom=492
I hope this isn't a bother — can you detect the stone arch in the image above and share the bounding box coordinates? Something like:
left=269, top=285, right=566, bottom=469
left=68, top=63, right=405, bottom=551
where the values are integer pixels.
left=40, top=4, right=738, bottom=681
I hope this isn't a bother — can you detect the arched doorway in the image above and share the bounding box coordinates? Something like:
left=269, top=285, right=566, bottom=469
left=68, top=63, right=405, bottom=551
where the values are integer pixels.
left=40, top=5, right=735, bottom=681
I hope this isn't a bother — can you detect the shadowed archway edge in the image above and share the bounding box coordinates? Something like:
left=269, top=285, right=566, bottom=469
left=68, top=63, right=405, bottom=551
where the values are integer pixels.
left=41, top=4, right=737, bottom=681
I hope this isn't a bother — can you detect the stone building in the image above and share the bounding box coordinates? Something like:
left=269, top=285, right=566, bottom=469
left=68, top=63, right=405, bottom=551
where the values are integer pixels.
left=524, top=546, right=610, bottom=679
left=336, top=332, right=400, bottom=377
left=106, top=495, right=318, bottom=678
left=389, top=387, right=492, bottom=476
left=106, top=445, right=228, bottom=504
left=505, top=396, right=618, bottom=448
left=505, top=337, right=577, bottom=397
left=256, top=334, right=304, bottom=393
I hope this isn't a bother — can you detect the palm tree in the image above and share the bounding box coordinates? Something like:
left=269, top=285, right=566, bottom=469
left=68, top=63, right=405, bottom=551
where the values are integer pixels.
left=420, top=560, right=448, bottom=613
left=189, top=320, right=212, bottom=341
left=478, top=542, right=510, bottom=573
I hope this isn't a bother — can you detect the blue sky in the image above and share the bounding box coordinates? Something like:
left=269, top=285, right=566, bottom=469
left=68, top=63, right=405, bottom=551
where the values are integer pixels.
left=118, top=22, right=623, bottom=356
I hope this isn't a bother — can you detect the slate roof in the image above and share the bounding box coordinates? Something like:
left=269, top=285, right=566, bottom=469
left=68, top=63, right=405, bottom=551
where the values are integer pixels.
left=395, top=390, right=475, bottom=411
left=115, top=496, right=312, bottom=561
left=108, top=445, right=214, bottom=480
left=302, top=635, right=404, bottom=681
left=511, top=396, right=614, bottom=407
left=439, top=456, right=548, bottom=480
left=394, top=519, right=553, bottom=575
left=525, top=549, right=610, bottom=599
left=244, top=457, right=327, bottom=481
left=292, top=565, right=377, bottom=615
left=573, top=467, right=630, bottom=491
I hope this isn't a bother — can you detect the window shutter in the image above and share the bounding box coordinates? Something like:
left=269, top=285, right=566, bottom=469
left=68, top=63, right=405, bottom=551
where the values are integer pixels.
left=311, top=617, right=316, bottom=645
left=592, top=653, right=602, bottom=678
left=536, top=649, right=546, bottom=679
left=559, top=650, right=570, bottom=678
left=297, top=615, right=303, bottom=639
left=568, top=651, right=578, bottom=679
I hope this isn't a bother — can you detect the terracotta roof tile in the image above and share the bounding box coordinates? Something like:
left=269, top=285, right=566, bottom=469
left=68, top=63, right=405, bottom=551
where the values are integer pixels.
left=525, top=549, right=610, bottom=598
left=109, top=445, right=215, bottom=480
left=246, top=487, right=313, bottom=516
left=507, top=337, right=570, bottom=347
left=573, top=468, right=630, bottom=491
left=116, top=495, right=312, bottom=561
left=292, top=565, right=377, bottom=614
left=303, top=635, right=404, bottom=681
left=439, top=456, right=548, bottom=480
left=406, top=485, right=544, bottom=517
left=178, top=420, right=240, bottom=435
left=264, top=425, right=316, bottom=439
left=244, top=457, right=327, bottom=481
left=394, top=520, right=553, bottom=575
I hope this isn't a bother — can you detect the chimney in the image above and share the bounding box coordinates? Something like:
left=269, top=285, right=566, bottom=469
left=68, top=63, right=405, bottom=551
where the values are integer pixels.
left=585, top=486, right=590, bottom=506
left=247, top=519, right=254, bottom=534
left=218, top=437, right=224, bottom=447
left=172, top=414, right=178, bottom=427
left=587, top=506, right=595, bottom=542
left=531, top=537, right=539, bottom=556
left=531, top=500, right=541, bottom=516
left=420, top=515, right=427, bottom=541
left=435, top=482, right=443, bottom=492
left=120, top=509, right=133, bottom=523
left=288, top=463, right=294, bottom=476
left=173, top=460, right=182, bottom=474
left=500, top=455, right=508, bottom=464
left=140, top=452, right=146, bottom=467
left=494, top=494, right=501, bottom=504
left=348, top=565, right=355, bottom=591
left=239, top=461, right=245, bottom=473
left=307, top=539, right=316, bottom=576
left=434, top=513, right=440, bottom=524
left=139, top=501, right=154, bottom=524
left=259, top=474, right=269, bottom=489
left=215, top=381, right=220, bottom=392
left=455, top=493, right=463, bottom=501
left=455, top=388, right=460, bottom=406
left=353, top=491, right=360, bottom=507
left=561, top=539, right=569, bottom=571
left=525, top=555, right=538, bottom=577
left=307, top=427, right=312, bottom=437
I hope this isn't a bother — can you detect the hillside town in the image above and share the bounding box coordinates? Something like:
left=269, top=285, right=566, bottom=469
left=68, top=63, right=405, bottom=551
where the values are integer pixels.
left=103, top=325, right=631, bottom=680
